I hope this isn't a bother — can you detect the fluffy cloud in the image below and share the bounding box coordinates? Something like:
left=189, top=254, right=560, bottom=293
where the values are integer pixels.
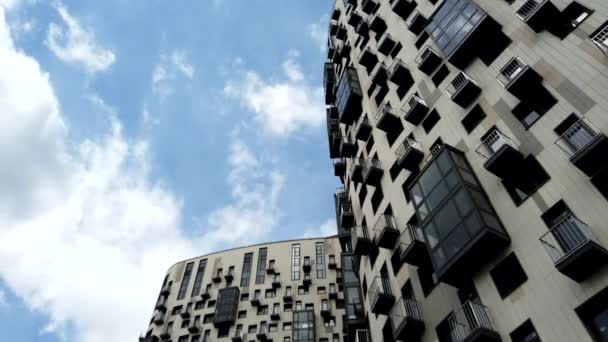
left=45, top=2, right=115, bottom=74
left=152, top=50, right=195, bottom=98
left=308, top=16, right=328, bottom=53
left=224, top=53, right=325, bottom=137
left=302, top=219, right=337, bottom=238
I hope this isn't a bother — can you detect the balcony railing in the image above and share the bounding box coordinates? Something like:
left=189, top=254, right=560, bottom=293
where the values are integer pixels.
left=398, top=224, right=427, bottom=266
left=390, top=297, right=424, bottom=341
left=395, top=138, right=424, bottom=171
left=446, top=301, right=499, bottom=342
left=475, top=129, right=517, bottom=160
left=591, top=24, right=608, bottom=54
left=445, top=72, right=481, bottom=108
left=515, top=0, right=543, bottom=22
left=540, top=215, right=598, bottom=263
left=368, top=276, right=395, bottom=314
left=554, top=117, right=601, bottom=158
left=402, top=94, right=429, bottom=125
left=352, top=225, right=372, bottom=255
left=497, top=57, right=527, bottom=88
left=355, top=116, right=372, bottom=141
left=373, top=214, right=400, bottom=249
left=355, top=329, right=371, bottom=342
left=232, top=332, right=247, bottom=342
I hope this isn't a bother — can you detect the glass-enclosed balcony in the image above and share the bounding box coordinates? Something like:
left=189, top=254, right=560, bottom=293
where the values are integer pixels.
left=336, top=67, right=363, bottom=125
left=373, top=214, right=400, bottom=249
left=390, top=297, right=425, bottom=342
left=406, top=11, right=427, bottom=35
left=415, top=46, right=442, bottom=76
left=375, top=102, right=403, bottom=137
left=352, top=225, right=372, bottom=255
left=395, top=138, right=424, bottom=171
left=363, top=158, right=383, bottom=187
left=402, top=94, right=429, bottom=126
left=497, top=57, right=543, bottom=102
left=368, top=276, right=395, bottom=315
left=336, top=190, right=355, bottom=229
left=475, top=129, right=524, bottom=180
left=445, top=301, right=501, bottom=342
left=350, top=157, right=365, bottom=184
left=392, top=0, right=417, bottom=21
left=213, top=287, right=240, bottom=328
left=554, top=116, right=608, bottom=178
left=324, top=63, right=337, bottom=105
left=398, top=224, right=428, bottom=266
left=355, top=116, right=372, bottom=141
left=540, top=214, right=608, bottom=282
left=446, top=72, right=481, bottom=109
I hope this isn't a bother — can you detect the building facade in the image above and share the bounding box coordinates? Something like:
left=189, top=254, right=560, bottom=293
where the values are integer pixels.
left=325, top=0, right=608, bottom=342
left=141, top=238, right=347, bottom=342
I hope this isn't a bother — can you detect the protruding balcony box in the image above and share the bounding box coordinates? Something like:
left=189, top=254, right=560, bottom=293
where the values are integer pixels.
left=303, top=273, right=312, bottom=287
left=369, top=15, right=387, bottom=39
left=159, top=324, right=172, bottom=340
left=475, top=129, right=524, bottom=180
left=201, top=286, right=211, bottom=300
left=153, top=311, right=165, bottom=326
left=232, top=332, right=246, bottom=342
left=321, top=303, right=332, bottom=317
left=324, top=63, right=337, bottom=105
left=340, top=44, right=352, bottom=62
left=180, top=304, right=192, bottom=319
left=368, top=277, right=396, bottom=315
left=355, top=330, right=371, bottom=342
left=337, top=191, right=355, bottom=229
left=395, top=138, right=424, bottom=171
left=375, top=103, right=402, bottom=137
left=256, top=325, right=268, bottom=341
left=402, top=95, right=429, bottom=126
left=336, top=67, right=363, bottom=125
left=271, top=307, right=281, bottom=321
left=155, top=295, right=167, bottom=311
left=355, top=116, right=372, bottom=141
left=350, top=158, right=365, bottom=184
left=188, top=319, right=200, bottom=334
left=250, top=292, right=261, bottom=306
left=272, top=275, right=282, bottom=289
left=160, top=283, right=171, bottom=296
left=497, top=57, right=543, bottom=102
left=213, top=287, right=240, bottom=328
left=356, top=19, right=370, bottom=37
left=415, top=46, right=442, bottom=76
left=445, top=301, right=501, bottom=342
left=554, top=117, right=608, bottom=178
left=361, top=0, right=378, bottom=15
left=515, top=0, right=562, bottom=33
left=328, top=257, right=337, bottom=269
left=392, top=0, right=417, bottom=21
left=591, top=25, right=608, bottom=55
left=329, top=22, right=338, bottom=37
left=348, top=11, right=362, bottom=27
left=329, top=287, right=338, bottom=299
left=340, top=135, right=356, bottom=158
left=333, top=158, right=346, bottom=177
left=303, top=257, right=312, bottom=273
left=407, top=11, right=427, bottom=35
left=352, top=225, right=372, bottom=255
left=399, top=225, right=428, bottom=267
left=212, top=272, right=222, bottom=283
left=266, top=261, right=275, bottom=274
left=283, top=291, right=293, bottom=302
left=390, top=297, right=425, bottom=342
left=336, top=25, right=347, bottom=41
left=446, top=72, right=481, bottom=109
left=378, top=34, right=397, bottom=55
left=331, top=8, right=341, bottom=21
left=363, top=158, right=383, bottom=187
left=388, top=60, right=414, bottom=89
left=540, top=215, right=608, bottom=282
left=370, top=63, right=389, bottom=86
left=224, top=269, right=235, bottom=282
left=359, top=47, right=379, bottom=72
left=373, top=214, right=400, bottom=249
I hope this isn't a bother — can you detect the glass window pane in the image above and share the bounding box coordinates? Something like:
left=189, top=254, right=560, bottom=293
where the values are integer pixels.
left=427, top=181, right=449, bottom=211
left=454, top=189, right=474, bottom=216
left=420, top=163, right=442, bottom=194
left=434, top=200, right=460, bottom=239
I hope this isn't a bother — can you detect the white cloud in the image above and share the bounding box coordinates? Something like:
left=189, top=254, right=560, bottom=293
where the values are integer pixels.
left=152, top=50, right=195, bottom=98
left=224, top=53, right=325, bottom=137
left=302, top=219, right=336, bottom=238
left=308, top=16, right=328, bottom=53
left=45, top=2, right=115, bottom=74
left=0, top=289, right=6, bottom=306
left=0, top=0, right=19, bottom=9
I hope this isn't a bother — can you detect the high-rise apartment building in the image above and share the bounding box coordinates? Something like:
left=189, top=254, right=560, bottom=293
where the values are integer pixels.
left=325, top=0, right=608, bottom=341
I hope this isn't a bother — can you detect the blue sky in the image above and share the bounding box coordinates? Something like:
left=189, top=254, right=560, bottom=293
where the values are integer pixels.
left=0, top=0, right=337, bottom=341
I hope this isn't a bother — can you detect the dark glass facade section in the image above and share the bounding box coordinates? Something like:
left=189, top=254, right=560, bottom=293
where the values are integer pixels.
left=255, top=248, right=267, bottom=284
left=191, top=259, right=207, bottom=297
left=335, top=67, right=363, bottom=124
left=292, top=244, right=301, bottom=280
left=316, top=242, right=326, bottom=279
left=240, top=253, right=253, bottom=287
left=293, top=310, right=315, bottom=342
left=177, top=262, right=194, bottom=300
left=213, top=287, right=240, bottom=327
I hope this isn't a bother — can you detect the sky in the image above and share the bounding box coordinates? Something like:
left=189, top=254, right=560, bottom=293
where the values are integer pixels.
left=0, top=0, right=338, bottom=341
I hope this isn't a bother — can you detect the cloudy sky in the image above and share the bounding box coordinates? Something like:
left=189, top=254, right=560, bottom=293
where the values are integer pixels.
left=0, top=0, right=337, bottom=340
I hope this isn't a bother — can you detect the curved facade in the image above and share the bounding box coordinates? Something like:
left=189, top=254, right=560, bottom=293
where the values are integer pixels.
left=142, top=237, right=347, bottom=342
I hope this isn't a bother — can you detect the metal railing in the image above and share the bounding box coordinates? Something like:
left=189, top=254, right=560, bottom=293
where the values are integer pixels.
left=369, top=276, right=393, bottom=303
left=515, top=0, right=543, bottom=21
left=390, top=297, right=423, bottom=332
left=395, top=138, right=422, bottom=161
left=591, top=24, right=608, bottom=54
left=406, top=10, right=424, bottom=28
left=375, top=102, right=397, bottom=124
left=365, top=158, right=382, bottom=171
left=446, top=301, right=497, bottom=342
left=355, top=329, right=371, bottom=342
left=497, top=57, right=527, bottom=87
left=402, top=94, right=427, bottom=116
left=398, top=224, right=425, bottom=251
left=425, top=143, right=444, bottom=163
left=352, top=225, right=371, bottom=244
left=475, top=129, right=517, bottom=160
left=554, top=116, right=601, bottom=158
left=415, top=46, right=438, bottom=65
left=372, top=214, right=398, bottom=239
left=446, top=72, right=477, bottom=98
left=540, top=214, right=600, bottom=264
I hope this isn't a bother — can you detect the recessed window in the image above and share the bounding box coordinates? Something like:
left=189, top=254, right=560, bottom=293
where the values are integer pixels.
left=422, top=109, right=441, bottom=134
left=237, top=310, right=246, bottom=319
left=562, top=2, right=593, bottom=33
left=502, top=156, right=550, bottom=206
left=248, top=325, right=257, bottom=333
left=576, top=286, right=608, bottom=341
left=317, top=287, right=326, bottom=294
left=240, top=293, right=249, bottom=301
left=432, top=64, right=450, bottom=87
left=510, top=319, right=541, bottom=342
left=490, top=253, right=528, bottom=299
left=371, top=187, right=383, bottom=213
left=207, top=300, right=216, bottom=308
left=283, top=322, right=292, bottom=331
left=415, top=31, right=430, bottom=49
left=462, top=104, right=486, bottom=134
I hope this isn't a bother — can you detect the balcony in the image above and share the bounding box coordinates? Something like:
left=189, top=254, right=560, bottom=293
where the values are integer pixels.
left=515, top=0, right=562, bottom=34
left=475, top=130, right=524, bottom=180
left=328, top=258, right=337, bottom=269
left=591, top=25, right=608, bottom=54
left=324, top=63, right=337, bottom=105
left=446, top=72, right=481, bottom=109
left=363, top=158, right=383, bottom=187
left=212, top=272, right=222, bottom=283
left=361, top=0, right=378, bottom=15
left=406, top=11, right=427, bottom=35
left=337, top=192, right=355, bottom=229
left=369, top=14, right=387, bottom=39
left=256, top=326, right=268, bottom=341
left=378, top=34, right=397, bottom=56
left=356, top=19, right=370, bottom=37
left=355, top=116, right=372, bottom=141
left=540, top=215, right=608, bottom=282
left=375, top=103, right=402, bottom=137
left=352, top=225, right=372, bottom=255
left=283, top=292, right=293, bottom=302
left=224, top=270, right=235, bottom=282
left=336, top=25, right=347, bottom=41
left=388, top=60, right=414, bottom=89
left=303, top=258, right=312, bottom=273
left=398, top=225, right=428, bottom=267
left=368, top=277, right=396, bottom=315
left=497, top=57, right=543, bottom=102
left=271, top=308, right=281, bottom=321
left=415, top=46, right=442, bottom=76
left=272, top=275, right=282, bottom=289
left=329, top=288, right=338, bottom=299
left=155, top=296, right=167, bottom=311
left=250, top=293, right=261, bottom=306
left=159, top=324, right=172, bottom=340
left=392, top=0, right=417, bottom=21
left=358, top=47, right=378, bottom=72
left=350, top=158, right=365, bottom=184
left=402, top=95, right=429, bottom=126
left=445, top=301, right=500, bottom=342
left=153, top=311, right=165, bottom=326
left=188, top=320, right=200, bottom=334
left=201, top=287, right=211, bottom=300
left=339, top=135, right=356, bottom=158
left=390, top=297, right=425, bottom=341
left=348, top=11, right=361, bottom=27
left=336, top=67, right=363, bottom=125
left=370, top=63, right=389, bottom=87
left=180, top=304, right=192, bottom=319
left=303, top=273, right=312, bottom=287
left=232, top=332, right=246, bottom=342
left=355, top=330, right=371, bottom=342
left=395, top=138, right=424, bottom=171
left=160, top=283, right=171, bottom=296
left=373, top=214, right=400, bottom=249
left=329, top=22, right=338, bottom=37
left=267, top=262, right=276, bottom=274
left=554, top=117, right=608, bottom=178
left=333, top=158, right=346, bottom=177
left=331, top=8, right=341, bottom=20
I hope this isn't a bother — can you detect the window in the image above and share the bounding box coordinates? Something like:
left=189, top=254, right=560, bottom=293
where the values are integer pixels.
left=207, top=300, right=215, bottom=308
left=462, top=104, right=486, bottom=134
left=305, top=303, right=314, bottom=310
left=257, top=305, right=268, bottom=315
left=285, top=286, right=292, bottom=296
left=576, top=286, right=608, bottom=341
left=265, top=289, right=276, bottom=298
left=510, top=319, right=541, bottom=342
left=316, top=242, right=326, bottom=279
left=562, top=2, right=593, bottom=33
left=295, top=301, right=302, bottom=311
left=511, top=90, right=557, bottom=129
left=590, top=20, right=608, bottom=53
left=177, top=262, right=194, bottom=300
left=195, top=301, right=204, bottom=310
left=191, top=259, right=207, bottom=297
left=490, top=253, right=528, bottom=299
left=240, top=253, right=253, bottom=287
left=203, top=314, right=214, bottom=324
left=298, top=286, right=308, bottom=295
left=172, top=305, right=182, bottom=315
left=292, top=244, right=301, bottom=280
left=293, top=310, right=315, bottom=342
left=248, top=325, right=257, bottom=334
left=255, top=248, right=267, bottom=284
left=503, top=156, right=550, bottom=206
left=422, top=109, right=441, bottom=134
left=554, top=113, right=596, bottom=154
left=432, top=64, right=450, bottom=87
left=317, top=287, right=326, bottom=294
left=269, top=324, right=278, bottom=332
left=178, top=336, right=189, bottom=342
left=181, top=320, right=190, bottom=328
left=191, top=335, right=200, bottom=342
left=284, top=338, right=291, bottom=342
left=284, top=303, right=292, bottom=312
left=283, top=322, right=292, bottom=331
left=237, top=310, right=246, bottom=319
left=240, top=293, right=249, bottom=301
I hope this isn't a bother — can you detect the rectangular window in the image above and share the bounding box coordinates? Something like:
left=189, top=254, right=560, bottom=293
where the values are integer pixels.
left=315, top=242, right=326, bottom=279
left=292, top=244, right=301, bottom=280
left=191, top=259, right=207, bottom=297
left=240, top=253, right=253, bottom=287
left=510, top=319, right=541, bottom=342
left=177, top=262, right=194, bottom=300
left=490, top=253, right=528, bottom=299
left=255, top=248, right=268, bottom=284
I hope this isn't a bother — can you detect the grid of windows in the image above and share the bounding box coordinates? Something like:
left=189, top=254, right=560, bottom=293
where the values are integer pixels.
left=191, top=259, right=207, bottom=297
left=315, top=242, right=326, bottom=279
left=240, top=253, right=253, bottom=287
left=256, top=248, right=268, bottom=284
left=177, top=262, right=194, bottom=300
left=293, top=310, right=315, bottom=342
left=292, top=244, right=301, bottom=280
